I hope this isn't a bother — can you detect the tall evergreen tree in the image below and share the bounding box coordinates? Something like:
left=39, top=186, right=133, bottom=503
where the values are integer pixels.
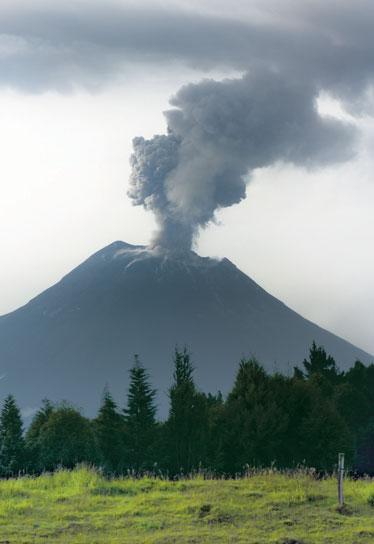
left=344, top=361, right=374, bottom=428
left=25, top=399, right=54, bottom=472
left=0, top=395, right=25, bottom=476
left=356, top=421, right=374, bottom=474
left=300, top=342, right=341, bottom=384
left=222, top=359, right=288, bottom=472
left=205, top=391, right=225, bottom=470
left=95, top=387, right=125, bottom=473
left=124, top=355, right=157, bottom=470
left=300, top=397, right=353, bottom=470
left=281, top=376, right=316, bottom=466
left=167, top=347, right=208, bottom=473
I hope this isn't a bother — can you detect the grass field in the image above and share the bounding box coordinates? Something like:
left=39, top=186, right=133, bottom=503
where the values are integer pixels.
left=1, top=467, right=374, bottom=543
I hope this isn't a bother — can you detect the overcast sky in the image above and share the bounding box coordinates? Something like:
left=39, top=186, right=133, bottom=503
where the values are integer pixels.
left=0, top=0, right=373, bottom=355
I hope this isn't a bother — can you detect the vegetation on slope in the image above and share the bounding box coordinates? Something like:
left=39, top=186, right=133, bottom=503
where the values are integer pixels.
left=1, top=343, right=374, bottom=476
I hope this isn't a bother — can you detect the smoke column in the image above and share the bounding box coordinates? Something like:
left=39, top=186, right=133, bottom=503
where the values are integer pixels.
left=128, top=70, right=356, bottom=250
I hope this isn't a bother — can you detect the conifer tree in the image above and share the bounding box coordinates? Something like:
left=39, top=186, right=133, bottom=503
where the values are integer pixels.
left=338, top=361, right=374, bottom=447
left=205, top=391, right=225, bottom=470
left=222, top=359, right=288, bottom=472
left=301, top=342, right=341, bottom=384
left=300, top=397, right=353, bottom=470
left=0, top=394, right=25, bottom=476
left=356, top=421, right=374, bottom=474
left=95, top=387, right=125, bottom=473
left=124, top=355, right=157, bottom=470
left=167, top=347, right=208, bottom=473
left=25, top=398, right=54, bottom=472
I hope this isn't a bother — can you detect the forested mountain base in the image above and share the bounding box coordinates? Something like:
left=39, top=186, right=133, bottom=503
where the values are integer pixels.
left=1, top=343, right=374, bottom=476
left=2, top=467, right=374, bottom=543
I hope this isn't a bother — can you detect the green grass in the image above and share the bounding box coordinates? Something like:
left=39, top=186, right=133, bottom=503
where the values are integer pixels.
left=1, top=467, right=374, bottom=543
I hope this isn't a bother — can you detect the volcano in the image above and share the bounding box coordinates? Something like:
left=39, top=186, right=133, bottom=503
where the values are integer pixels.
left=0, top=241, right=371, bottom=417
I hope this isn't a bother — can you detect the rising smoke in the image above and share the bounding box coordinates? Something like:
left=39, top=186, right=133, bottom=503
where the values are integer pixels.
left=128, top=70, right=357, bottom=250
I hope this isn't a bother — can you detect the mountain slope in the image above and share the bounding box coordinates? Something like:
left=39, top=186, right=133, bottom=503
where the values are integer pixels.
left=0, top=241, right=371, bottom=416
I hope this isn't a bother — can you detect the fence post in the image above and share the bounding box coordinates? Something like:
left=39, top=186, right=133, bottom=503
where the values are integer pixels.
left=338, top=452, right=345, bottom=507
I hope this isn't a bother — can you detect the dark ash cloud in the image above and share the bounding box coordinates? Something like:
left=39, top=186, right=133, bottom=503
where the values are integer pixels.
left=129, top=71, right=357, bottom=249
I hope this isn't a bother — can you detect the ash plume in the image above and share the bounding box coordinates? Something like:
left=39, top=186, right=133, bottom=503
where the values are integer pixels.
left=128, top=70, right=356, bottom=250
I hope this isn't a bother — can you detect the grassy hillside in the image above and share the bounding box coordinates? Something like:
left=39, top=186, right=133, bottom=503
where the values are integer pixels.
left=1, top=467, right=374, bottom=543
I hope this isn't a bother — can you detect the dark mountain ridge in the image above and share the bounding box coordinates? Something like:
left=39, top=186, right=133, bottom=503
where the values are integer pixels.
left=0, top=241, right=371, bottom=416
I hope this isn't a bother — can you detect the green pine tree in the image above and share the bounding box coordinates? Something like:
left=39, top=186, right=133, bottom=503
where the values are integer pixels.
left=124, top=355, right=157, bottom=471
left=205, top=391, right=225, bottom=470
left=222, top=358, right=288, bottom=472
left=95, top=387, right=125, bottom=473
left=0, top=394, right=25, bottom=476
left=25, top=398, right=54, bottom=472
left=167, top=347, right=208, bottom=473
left=300, top=397, right=353, bottom=470
left=301, top=342, right=341, bottom=384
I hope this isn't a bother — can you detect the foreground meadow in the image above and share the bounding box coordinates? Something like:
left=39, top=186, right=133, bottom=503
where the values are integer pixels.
left=1, top=467, right=374, bottom=543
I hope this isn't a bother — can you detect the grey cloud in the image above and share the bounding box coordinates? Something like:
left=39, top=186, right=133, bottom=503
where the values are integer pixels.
left=1, top=1, right=374, bottom=98
left=0, top=3, right=263, bottom=91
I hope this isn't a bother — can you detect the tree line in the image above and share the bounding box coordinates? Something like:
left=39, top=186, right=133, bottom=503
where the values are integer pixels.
left=1, top=343, right=374, bottom=477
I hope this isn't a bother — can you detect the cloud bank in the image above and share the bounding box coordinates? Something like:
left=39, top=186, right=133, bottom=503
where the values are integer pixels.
left=0, top=0, right=374, bottom=100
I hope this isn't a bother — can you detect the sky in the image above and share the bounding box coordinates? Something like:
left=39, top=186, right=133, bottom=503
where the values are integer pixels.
left=0, top=0, right=373, bottom=355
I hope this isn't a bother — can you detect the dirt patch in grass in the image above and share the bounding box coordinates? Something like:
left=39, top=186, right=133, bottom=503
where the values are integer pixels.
left=208, top=513, right=235, bottom=525
left=336, top=504, right=353, bottom=516
left=198, top=504, right=211, bottom=518
left=306, top=494, right=326, bottom=503
left=278, top=539, right=306, bottom=544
